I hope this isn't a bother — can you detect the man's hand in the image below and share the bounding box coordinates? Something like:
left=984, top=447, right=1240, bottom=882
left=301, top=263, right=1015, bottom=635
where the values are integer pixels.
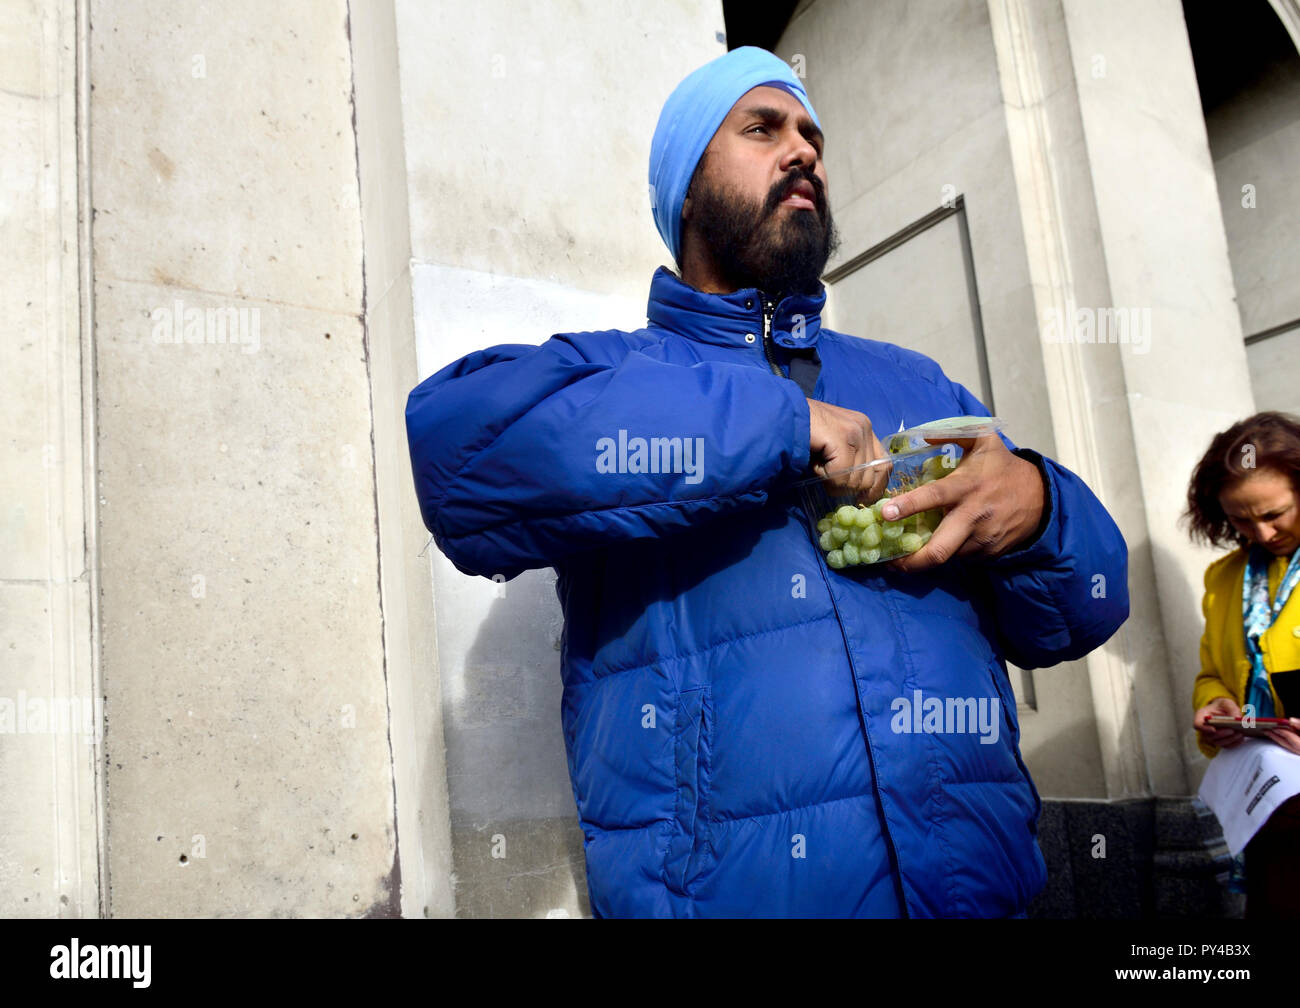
left=807, top=398, right=890, bottom=501
left=882, top=434, right=1045, bottom=572
left=1193, top=696, right=1247, bottom=750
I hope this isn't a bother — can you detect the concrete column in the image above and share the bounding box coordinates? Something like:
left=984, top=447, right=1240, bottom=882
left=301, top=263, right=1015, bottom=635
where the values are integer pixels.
left=348, top=0, right=455, bottom=919
left=89, top=0, right=399, bottom=915
left=1268, top=0, right=1300, bottom=52
left=1056, top=0, right=1256, bottom=789
left=988, top=0, right=1249, bottom=799
left=0, top=0, right=103, bottom=917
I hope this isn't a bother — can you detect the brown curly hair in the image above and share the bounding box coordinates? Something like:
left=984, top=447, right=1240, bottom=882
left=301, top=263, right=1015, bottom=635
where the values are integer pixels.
left=1184, top=411, right=1300, bottom=549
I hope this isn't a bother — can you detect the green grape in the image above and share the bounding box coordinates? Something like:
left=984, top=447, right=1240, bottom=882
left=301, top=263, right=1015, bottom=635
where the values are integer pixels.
left=874, top=496, right=891, bottom=516
left=848, top=527, right=865, bottom=547
left=835, top=505, right=859, bottom=528
left=860, top=524, right=882, bottom=548
left=842, top=542, right=861, bottom=566
left=881, top=520, right=904, bottom=540
left=827, top=549, right=846, bottom=569
left=817, top=517, right=833, bottom=534
left=861, top=547, right=881, bottom=564
left=819, top=530, right=836, bottom=552
left=923, top=453, right=954, bottom=478
left=899, top=532, right=923, bottom=554
left=831, top=526, right=850, bottom=545
left=918, top=529, right=933, bottom=546
left=853, top=506, right=877, bottom=528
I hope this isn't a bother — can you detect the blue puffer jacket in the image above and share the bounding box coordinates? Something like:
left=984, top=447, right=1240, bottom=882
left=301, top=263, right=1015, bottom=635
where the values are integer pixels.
left=406, top=266, right=1129, bottom=918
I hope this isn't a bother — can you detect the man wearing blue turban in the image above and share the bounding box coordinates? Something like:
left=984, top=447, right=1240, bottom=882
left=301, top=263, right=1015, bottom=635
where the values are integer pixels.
left=650, top=46, right=833, bottom=289
left=406, top=46, right=1129, bottom=918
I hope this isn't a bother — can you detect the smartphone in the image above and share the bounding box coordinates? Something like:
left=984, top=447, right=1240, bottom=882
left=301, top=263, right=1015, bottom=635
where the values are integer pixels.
left=1205, top=715, right=1293, bottom=737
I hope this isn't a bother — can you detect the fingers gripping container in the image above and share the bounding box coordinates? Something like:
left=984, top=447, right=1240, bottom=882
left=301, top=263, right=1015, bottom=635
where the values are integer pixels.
left=796, top=416, right=1004, bottom=571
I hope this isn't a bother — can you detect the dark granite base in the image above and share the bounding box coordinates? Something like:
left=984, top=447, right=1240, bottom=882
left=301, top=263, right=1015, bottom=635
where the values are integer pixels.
left=1029, top=797, right=1243, bottom=919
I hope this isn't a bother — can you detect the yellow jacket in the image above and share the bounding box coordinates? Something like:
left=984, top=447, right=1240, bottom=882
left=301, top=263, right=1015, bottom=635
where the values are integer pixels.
left=1194, top=547, right=1300, bottom=757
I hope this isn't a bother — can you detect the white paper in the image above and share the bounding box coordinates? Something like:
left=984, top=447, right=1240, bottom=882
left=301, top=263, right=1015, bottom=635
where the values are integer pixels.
left=1196, top=738, right=1300, bottom=855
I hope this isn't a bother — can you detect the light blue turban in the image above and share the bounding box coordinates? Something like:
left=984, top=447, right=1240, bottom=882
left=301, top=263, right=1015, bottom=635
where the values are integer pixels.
left=650, top=46, right=822, bottom=264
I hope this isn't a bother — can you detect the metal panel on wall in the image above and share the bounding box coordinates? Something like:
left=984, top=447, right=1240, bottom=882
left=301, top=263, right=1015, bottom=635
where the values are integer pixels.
left=823, top=198, right=995, bottom=412
left=1247, top=323, right=1300, bottom=416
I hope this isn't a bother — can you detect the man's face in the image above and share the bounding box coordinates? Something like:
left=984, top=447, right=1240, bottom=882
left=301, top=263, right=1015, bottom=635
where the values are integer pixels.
left=682, top=85, right=838, bottom=298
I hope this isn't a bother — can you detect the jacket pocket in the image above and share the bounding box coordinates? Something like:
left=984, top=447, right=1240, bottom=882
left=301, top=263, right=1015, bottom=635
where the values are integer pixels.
left=984, top=660, right=1019, bottom=742
left=665, top=685, right=712, bottom=895
left=1263, top=617, right=1300, bottom=677
left=988, top=660, right=1041, bottom=817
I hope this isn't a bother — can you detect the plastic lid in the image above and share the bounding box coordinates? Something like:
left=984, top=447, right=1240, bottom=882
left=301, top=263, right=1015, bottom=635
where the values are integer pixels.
left=907, top=415, right=1003, bottom=439
left=797, top=415, right=1005, bottom=487
left=886, top=415, right=1003, bottom=454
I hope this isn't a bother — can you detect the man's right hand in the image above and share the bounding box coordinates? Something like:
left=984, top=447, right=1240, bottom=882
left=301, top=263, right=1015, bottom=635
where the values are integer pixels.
left=806, top=398, right=890, bottom=501
left=1193, top=696, right=1247, bottom=750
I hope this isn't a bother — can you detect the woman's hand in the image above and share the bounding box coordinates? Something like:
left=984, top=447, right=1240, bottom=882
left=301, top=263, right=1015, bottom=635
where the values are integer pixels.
left=1194, top=696, right=1247, bottom=750
left=1266, top=718, right=1300, bottom=756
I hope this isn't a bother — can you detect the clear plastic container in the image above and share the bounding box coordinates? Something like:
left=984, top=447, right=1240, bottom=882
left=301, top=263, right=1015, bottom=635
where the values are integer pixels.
left=884, top=415, right=1007, bottom=455
left=796, top=416, right=1003, bottom=570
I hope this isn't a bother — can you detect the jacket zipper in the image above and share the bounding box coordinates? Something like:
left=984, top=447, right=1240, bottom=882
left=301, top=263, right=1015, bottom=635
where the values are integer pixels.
left=760, top=296, right=783, bottom=377
left=787, top=336, right=910, bottom=915
left=768, top=290, right=909, bottom=913
left=809, top=553, right=912, bottom=918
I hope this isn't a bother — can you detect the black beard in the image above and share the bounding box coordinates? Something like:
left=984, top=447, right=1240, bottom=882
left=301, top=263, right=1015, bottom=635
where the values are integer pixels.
left=685, top=165, right=839, bottom=299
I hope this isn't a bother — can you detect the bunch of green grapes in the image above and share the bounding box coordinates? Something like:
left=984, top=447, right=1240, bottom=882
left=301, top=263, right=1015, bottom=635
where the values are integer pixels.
left=815, top=453, right=952, bottom=568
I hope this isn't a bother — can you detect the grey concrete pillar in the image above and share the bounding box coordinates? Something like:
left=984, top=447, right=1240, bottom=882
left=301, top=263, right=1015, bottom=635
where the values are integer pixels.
left=0, top=0, right=104, bottom=918
left=89, top=0, right=400, bottom=916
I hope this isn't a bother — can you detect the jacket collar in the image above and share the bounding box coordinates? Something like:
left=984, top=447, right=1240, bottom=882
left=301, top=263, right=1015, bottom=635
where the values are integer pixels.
left=646, top=266, right=826, bottom=351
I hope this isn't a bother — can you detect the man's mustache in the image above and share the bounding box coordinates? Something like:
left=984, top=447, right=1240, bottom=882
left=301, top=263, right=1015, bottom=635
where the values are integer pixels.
left=764, top=169, right=828, bottom=220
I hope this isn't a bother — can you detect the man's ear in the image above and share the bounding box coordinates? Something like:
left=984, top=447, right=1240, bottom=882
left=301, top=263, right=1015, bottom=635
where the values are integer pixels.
left=681, top=150, right=709, bottom=226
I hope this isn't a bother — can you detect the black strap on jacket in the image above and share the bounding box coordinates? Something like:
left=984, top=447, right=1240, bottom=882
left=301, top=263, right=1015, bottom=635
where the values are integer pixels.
left=786, top=348, right=822, bottom=399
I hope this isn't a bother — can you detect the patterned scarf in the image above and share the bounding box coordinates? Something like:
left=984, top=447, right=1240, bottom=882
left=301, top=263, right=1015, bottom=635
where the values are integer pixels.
left=1241, top=544, right=1300, bottom=718
left=1228, top=543, right=1300, bottom=893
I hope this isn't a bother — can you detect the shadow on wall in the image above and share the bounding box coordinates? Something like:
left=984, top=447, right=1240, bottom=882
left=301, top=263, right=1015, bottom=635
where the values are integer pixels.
left=436, top=510, right=773, bottom=918
left=441, top=565, right=591, bottom=918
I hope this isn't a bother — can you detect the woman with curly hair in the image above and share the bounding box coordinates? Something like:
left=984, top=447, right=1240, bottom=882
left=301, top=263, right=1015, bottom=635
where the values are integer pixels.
left=1185, top=410, right=1300, bottom=919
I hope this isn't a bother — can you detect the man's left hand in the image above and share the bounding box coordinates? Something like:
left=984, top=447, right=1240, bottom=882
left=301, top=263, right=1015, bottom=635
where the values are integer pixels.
left=882, top=435, right=1046, bottom=572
